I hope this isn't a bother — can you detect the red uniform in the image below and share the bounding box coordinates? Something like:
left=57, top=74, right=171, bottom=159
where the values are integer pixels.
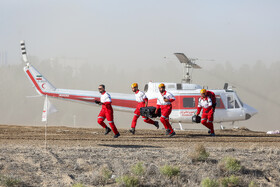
left=156, top=91, right=175, bottom=134
left=131, top=91, right=155, bottom=128
left=97, top=92, right=119, bottom=135
left=197, top=96, right=214, bottom=134
left=206, top=90, right=216, bottom=112
left=206, top=91, right=216, bottom=129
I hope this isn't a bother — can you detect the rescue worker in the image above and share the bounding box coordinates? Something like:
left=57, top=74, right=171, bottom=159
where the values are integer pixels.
left=155, top=83, right=176, bottom=137
left=95, top=84, right=120, bottom=138
left=196, top=89, right=215, bottom=136
left=129, top=83, right=159, bottom=134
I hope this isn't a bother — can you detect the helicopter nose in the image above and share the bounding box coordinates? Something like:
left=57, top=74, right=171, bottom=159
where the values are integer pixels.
left=243, top=103, right=258, bottom=120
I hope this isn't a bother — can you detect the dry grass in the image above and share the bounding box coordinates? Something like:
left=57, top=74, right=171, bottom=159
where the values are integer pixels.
left=0, top=125, right=279, bottom=186
left=72, top=183, right=86, bottom=187
left=160, top=165, right=180, bottom=178
left=131, top=162, right=145, bottom=176
left=220, top=175, right=240, bottom=187
left=0, top=145, right=278, bottom=186
left=248, top=180, right=259, bottom=187
left=201, top=177, right=219, bottom=187
left=97, top=166, right=113, bottom=185
left=0, top=174, right=21, bottom=187
left=116, top=175, right=139, bottom=187
left=218, top=156, right=242, bottom=174
left=190, top=144, right=210, bottom=162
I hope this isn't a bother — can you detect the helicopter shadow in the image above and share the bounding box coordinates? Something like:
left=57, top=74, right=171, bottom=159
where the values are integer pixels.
left=98, top=144, right=163, bottom=149
left=186, top=133, right=280, bottom=138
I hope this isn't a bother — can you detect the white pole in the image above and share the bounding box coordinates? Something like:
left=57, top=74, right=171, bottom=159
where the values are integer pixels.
left=74, top=115, right=76, bottom=128
left=45, top=121, right=47, bottom=151
left=45, top=95, right=48, bottom=151
left=179, top=123, right=184, bottom=131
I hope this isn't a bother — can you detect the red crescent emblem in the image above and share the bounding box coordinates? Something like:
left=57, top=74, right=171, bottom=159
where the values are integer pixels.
left=42, top=83, right=45, bottom=89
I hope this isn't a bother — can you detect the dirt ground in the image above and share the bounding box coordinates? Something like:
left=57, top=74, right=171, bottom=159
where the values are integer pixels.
left=0, top=125, right=279, bottom=187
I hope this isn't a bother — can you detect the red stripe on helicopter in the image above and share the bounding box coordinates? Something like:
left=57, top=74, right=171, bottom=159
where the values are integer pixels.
left=111, top=99, right=137, bottom=108
left=26, top=69, right=45, bottom=95
left=148, top=96, right=225, bottom=109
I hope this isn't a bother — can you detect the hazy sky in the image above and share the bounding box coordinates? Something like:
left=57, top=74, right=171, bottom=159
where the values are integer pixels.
left=1, top=0, right=280, bottom=67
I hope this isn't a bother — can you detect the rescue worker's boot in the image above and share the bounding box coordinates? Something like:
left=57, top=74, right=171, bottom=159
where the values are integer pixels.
left=208, top=123, right=215, bottom=136
left=165, top=129, right=171, bottom=135
left=169, top=131, right=176, bottom=137
left=129, top=128, right=135, bottom=135
left=154, top=121, right=159, bottom=129
left=114, top=133, right=120, bottom=138
left=105, top=127, right=111, bottom=135
left=208, top=130, right=211, bottom=134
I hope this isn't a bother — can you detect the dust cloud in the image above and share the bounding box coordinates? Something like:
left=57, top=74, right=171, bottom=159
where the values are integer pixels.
left=0, top=57, right=279, bottom=131
left=1, top=1, right=280, bottom=131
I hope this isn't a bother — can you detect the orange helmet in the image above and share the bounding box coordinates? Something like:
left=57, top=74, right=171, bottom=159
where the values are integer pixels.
left=131, top=83, right=138, bottom=88
left=158, top=83, right=165, bottom=88
left=200, top=89, right=207, bottom=94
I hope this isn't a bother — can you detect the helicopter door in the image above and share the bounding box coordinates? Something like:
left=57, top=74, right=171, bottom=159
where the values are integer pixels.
left=225, top=93, right=244, bottom=121
left=179, top=96, right=196, bottom=119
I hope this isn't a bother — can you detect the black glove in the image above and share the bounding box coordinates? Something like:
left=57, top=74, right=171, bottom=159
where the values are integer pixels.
left=94, top=100, right=101, bottom=104
left=192, top=115, right=201, bottom=123
left=156, top=108, right=161, bottom=117
left=212, top=103, right=216, bottom=111
left=192, top=115, right=197, bottom=123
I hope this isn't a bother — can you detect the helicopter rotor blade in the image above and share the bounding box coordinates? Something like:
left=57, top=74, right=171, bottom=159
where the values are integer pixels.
left=174, top=53, right=201, bottom=69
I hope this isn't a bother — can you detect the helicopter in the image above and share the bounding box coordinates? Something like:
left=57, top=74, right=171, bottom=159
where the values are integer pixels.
left=21, top=41, right=257, bottom=130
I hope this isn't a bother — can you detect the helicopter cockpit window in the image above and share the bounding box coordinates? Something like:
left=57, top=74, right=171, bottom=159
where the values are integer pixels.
left=215, top=97, right=221, bottom=108
left=227, top=96, right=234, bottom=109
left=183, top=97, right=196, bottom=108
left=227, top=95, right=241, bottom=109
left=176, top=83, right=182, bottom=90
left=235, top=100, right=240, bottom=108
left=144, top=84, right=148, bottom=92
left=236, top=95, right=244, bottom=107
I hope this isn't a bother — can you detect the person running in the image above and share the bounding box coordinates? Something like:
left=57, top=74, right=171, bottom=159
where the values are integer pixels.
left=95, top=84, right=120, bottom=138
left=196, top=89, right=215, bottom=136
left=155, top=83, right=176, bottom=137
left=129, top=83, right=159, bottom=134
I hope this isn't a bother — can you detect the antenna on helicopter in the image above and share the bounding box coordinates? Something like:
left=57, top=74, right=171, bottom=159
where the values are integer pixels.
left=174, top=53, right=214, bottom=83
